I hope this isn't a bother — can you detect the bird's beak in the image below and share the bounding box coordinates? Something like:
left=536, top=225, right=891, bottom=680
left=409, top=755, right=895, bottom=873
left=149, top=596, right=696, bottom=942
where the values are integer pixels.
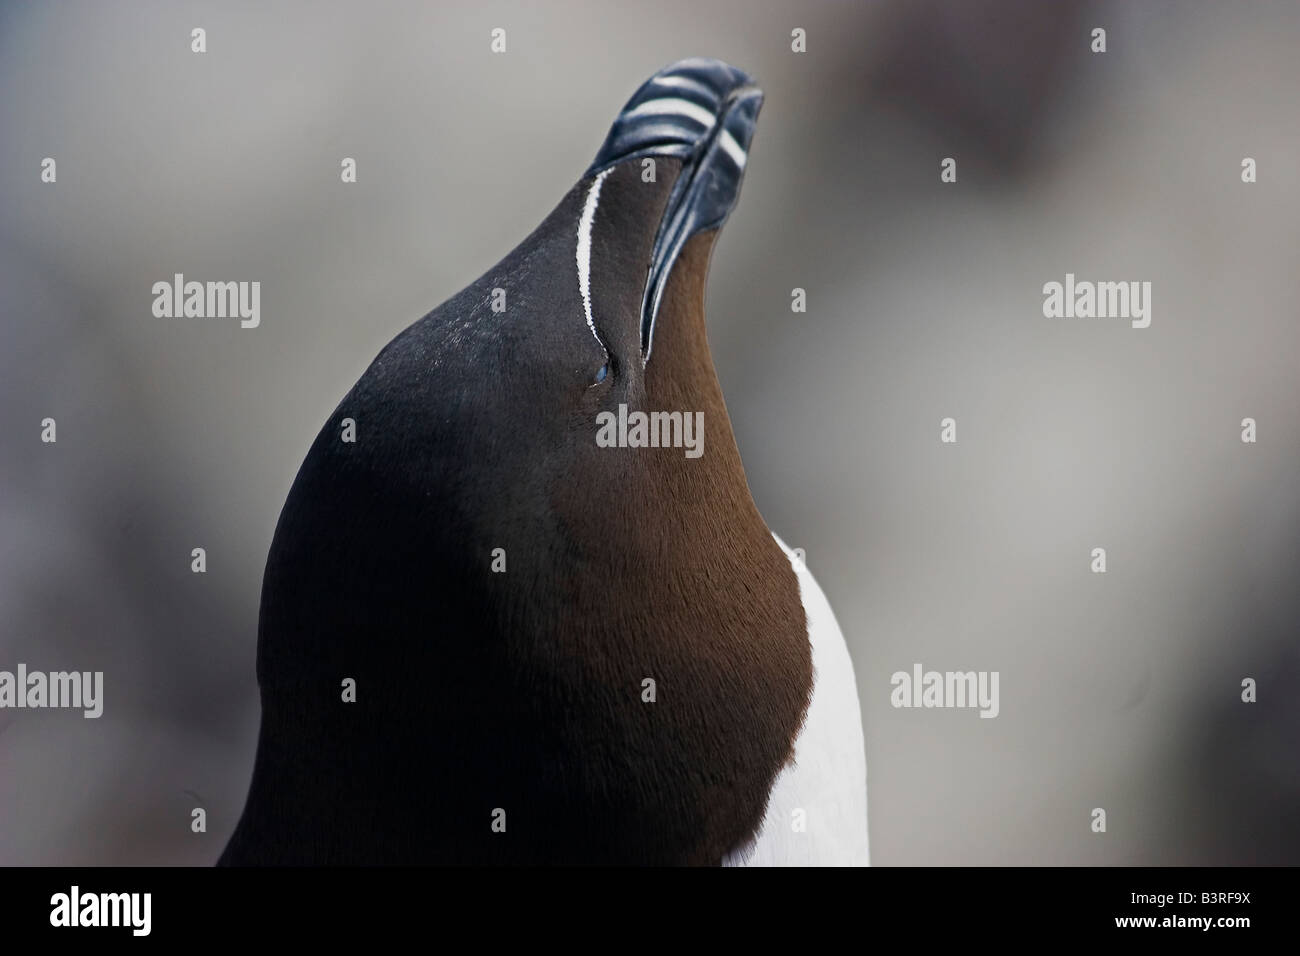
left=587, top=58, right=763, bottom=366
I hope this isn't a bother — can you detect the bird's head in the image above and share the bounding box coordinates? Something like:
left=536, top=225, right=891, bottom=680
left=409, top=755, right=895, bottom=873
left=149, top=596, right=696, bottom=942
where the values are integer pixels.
left=277, top=59, right=771, bottom=611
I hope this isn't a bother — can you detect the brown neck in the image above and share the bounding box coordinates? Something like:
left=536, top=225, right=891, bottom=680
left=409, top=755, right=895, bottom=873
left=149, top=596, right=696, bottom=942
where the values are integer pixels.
left=550, top=230, right=813, bottom=862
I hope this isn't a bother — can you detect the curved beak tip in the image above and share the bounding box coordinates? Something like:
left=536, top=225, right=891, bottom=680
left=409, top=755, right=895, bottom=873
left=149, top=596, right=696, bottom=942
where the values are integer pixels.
left=587, top=57, right=763, bottom=181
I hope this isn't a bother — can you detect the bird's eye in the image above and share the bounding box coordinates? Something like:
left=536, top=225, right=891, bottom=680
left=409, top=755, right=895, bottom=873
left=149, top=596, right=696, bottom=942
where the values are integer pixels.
left=594, top=364, right=608, bottom=383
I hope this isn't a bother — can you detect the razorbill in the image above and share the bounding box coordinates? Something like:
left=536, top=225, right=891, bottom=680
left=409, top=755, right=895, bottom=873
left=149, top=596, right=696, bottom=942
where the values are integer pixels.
left=220, top=57, right=868, bottom=866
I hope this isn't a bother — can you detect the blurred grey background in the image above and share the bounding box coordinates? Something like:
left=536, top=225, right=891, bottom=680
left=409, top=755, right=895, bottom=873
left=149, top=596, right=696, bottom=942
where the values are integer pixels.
left=1, top=0, right=1297, bottom=865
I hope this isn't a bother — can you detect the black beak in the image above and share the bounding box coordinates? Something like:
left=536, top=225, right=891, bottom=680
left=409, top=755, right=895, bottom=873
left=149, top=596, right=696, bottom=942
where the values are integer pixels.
left=587, top=58, right=763, bottom=365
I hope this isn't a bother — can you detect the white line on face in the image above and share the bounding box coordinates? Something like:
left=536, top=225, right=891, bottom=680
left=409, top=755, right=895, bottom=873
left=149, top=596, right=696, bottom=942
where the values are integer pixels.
left=577, top=167, right=613, bottom=358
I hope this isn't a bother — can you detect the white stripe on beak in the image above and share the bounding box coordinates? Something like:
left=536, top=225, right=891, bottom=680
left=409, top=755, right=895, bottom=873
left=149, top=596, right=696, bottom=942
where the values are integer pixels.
left=623, top=97, right=718, bottom=129
left=718, top=129, right=747, bottom=170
